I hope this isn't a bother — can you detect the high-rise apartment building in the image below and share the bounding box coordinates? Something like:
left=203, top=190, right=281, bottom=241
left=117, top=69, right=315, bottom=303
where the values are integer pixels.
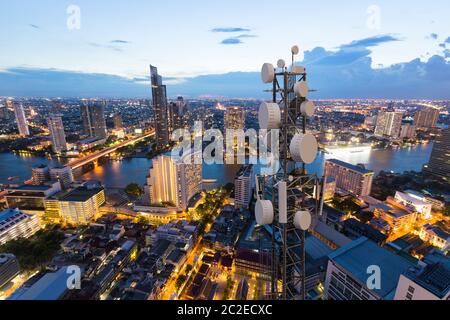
left=400, top=124, right=416, bottom=139
left=10, top=101, right=30, bottom=137
left=224, top=107, right=245, bottom=155
left=145, top=153, right=202, bottom=211
left=324, top=159, right=374, bottom=197
left=0, top=208, right=41, bottom=245
left=81, top=103, right=107, bottom=139
left=424, top=128, right=449, bottom=182
left=47, top=116, right=67, bottom=153
left=414, top=108, right=440, bottom=129
left=234, top=165, right=254, bottom=209
left=374, top=111, right=403, bottom=138
left=150, top=65, right=170, bottom=150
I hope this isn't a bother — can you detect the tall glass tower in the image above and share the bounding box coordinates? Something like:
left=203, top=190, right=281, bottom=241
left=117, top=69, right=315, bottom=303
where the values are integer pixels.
left=150, top=65, right=170, bottom=151
left=81, top=103, right=107, bottom=140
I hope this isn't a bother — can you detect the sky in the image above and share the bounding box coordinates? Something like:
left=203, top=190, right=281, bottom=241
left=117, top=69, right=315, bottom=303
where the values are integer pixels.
left=0, top=0, right=449, bottom=98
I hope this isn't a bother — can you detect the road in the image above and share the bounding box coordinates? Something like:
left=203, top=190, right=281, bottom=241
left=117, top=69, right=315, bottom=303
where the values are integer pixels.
left=69, top=129, right=155, bottom=170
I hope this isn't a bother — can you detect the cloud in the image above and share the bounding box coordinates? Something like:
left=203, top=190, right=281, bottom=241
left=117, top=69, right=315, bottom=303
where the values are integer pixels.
left=1, top=35, right=449, bottom=99
left=220, top=34, right=257, bottom=45
left=0, top=67, right=148, bottom=98
left=221, top=38, right=243, bottom=45
left=88, top=42, right=123, bottom=52
left=29, top=24, right=40, bottom=29
left=237, top=34, right=258, bottom=39
left=110, top=40, right=131, bottom=44
left=211, top=27, right=251, bottom=33
left=339, top=35, right=401, bottom=49
left=446, top=37, right=450, bottom=44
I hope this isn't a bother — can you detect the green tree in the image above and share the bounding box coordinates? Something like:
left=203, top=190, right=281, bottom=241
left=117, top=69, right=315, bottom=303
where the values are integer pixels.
left=175, top=275, right=187, bottom=291
left=124, top=183, right=144, bottom=197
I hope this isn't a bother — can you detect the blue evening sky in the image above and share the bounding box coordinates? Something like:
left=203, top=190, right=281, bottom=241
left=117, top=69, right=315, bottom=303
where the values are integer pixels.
left=0, top=0, right=449, bottom=98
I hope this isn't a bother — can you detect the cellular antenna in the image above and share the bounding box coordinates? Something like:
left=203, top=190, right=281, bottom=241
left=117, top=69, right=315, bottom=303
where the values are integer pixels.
left=256, top=45, right=322, bottom=300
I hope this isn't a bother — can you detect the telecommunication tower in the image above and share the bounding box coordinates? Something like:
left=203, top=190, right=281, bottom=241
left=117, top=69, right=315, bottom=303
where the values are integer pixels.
left=255, top=46, right=322, bottom=300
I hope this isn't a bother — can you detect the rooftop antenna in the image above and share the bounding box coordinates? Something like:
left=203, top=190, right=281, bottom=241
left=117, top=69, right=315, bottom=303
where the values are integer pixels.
left=255, top=45, right=322, bottom=300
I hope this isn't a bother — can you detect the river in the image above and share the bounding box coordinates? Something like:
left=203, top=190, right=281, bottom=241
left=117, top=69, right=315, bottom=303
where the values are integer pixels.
left=0, top=143, right=434, bottom=188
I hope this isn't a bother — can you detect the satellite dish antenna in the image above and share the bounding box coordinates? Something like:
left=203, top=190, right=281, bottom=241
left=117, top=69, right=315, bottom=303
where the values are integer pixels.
left=300, top=101, right=315, bottom=117
left=291, top=45, right=300, bottom=55
left=261, top=63, right=275, bottom=84
left=294, top=81, right=309, bottom=98
left=259, top=102, right=281, bottom=130
left=294, top=211, right=312, bottom=231
left=277, top=59, right=286, bottom=69
left=290, top=133, right=318, bottom=164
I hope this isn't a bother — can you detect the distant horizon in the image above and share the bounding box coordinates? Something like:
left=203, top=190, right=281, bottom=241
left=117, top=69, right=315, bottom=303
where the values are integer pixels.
left=1, top=1, right=449, bottom=99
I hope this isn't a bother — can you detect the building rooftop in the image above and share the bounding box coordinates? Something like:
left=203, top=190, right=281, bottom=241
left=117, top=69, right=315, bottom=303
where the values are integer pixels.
left=8, top=266, right=80, bottom=300
left=58, top=186, right=104, bottom=202
left=326, top=159, right=374, bottom=175
left=329, top=237, right=416, bottom=299
left=0, top=208, right=24, bottom=223
left=406, top=261, right=450, bottom=298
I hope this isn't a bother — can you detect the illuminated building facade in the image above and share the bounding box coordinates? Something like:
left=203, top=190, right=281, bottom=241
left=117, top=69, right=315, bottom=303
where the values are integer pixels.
left=10, top=101, right=30, bottom=137
left=47, top=116, right=67, bottom=153
left=45, top=185, right=105, bottom=225
left=324, top=159, right=374, bottom=197
left=374, top=111, right=403, bottom=138
left=146, top=153, right=202, bottom=211
left=424, top=128, right=450, bottom=182
left=414, top=108, right=439, bottom=129
left=81, top=103, right=107, bottom=140
left=0, top=208, right=41, bottom=245
left=234, top=165, right=254, bottom=209
left=150, top=65, right=170, bottom=150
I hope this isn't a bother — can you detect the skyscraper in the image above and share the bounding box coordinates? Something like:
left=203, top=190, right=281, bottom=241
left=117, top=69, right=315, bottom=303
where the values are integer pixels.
left=145, top=152, right=202, bottom=211
left=414, top=108, right=440, bottom=129
left=47, top=116, right=67, bottom=153
left=224, top=107, right=245, bottom=153
left=150, top=65, right=170, bottom=150
left=169, top=96, right=188, bottom=132
left=424, top=128, right=449, bottom=182
left=400, top=123, right=416, bottom=139
left=113, top=113, right=123, bottom=129
left=235, top=165, right=254, bottom=209
left=81, top=103, right=107, bottom=140
left=374, top=111, right=403, bottom=138
left=10, top=101, right=30, bottom=137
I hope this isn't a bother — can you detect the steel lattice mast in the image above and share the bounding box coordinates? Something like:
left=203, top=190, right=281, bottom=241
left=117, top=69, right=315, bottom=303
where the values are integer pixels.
left=255, top=46, right=322, bottom=300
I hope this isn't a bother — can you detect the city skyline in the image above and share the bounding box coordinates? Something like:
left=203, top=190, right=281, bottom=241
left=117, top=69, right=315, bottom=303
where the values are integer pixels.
left=0, top=1, right=449, bottom=98
left=0, top=1, right=449, bottom=305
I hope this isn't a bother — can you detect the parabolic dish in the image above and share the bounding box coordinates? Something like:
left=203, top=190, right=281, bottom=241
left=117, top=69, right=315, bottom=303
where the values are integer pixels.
left=255, top=200, right=274, bottom=225
left=259, top=102, right=281, bottom=130
left=294, top=81, right=309, bottom=98
left=261, top=63, right=275, bottom=84
left=289, top=133, right=318, bottom=164
left=291, top=45, right=300, bottom=55
left=277, top=59, right=286, bottom=69
left=300, top=101, right=315, bottom=117
left=294, top=211, right=312, bottom=231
